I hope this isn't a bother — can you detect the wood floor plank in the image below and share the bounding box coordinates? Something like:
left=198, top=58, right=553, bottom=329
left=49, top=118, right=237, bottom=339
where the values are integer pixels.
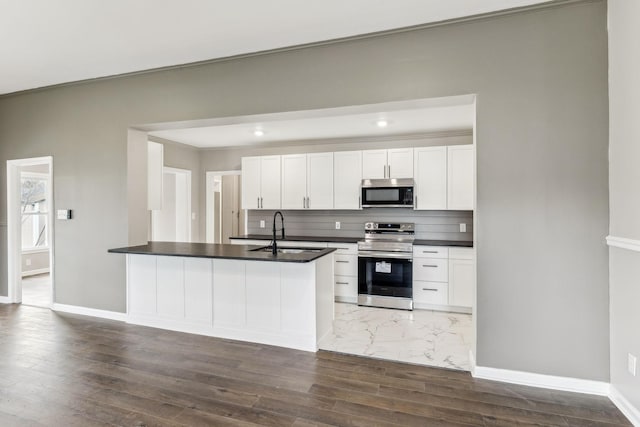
left=0, top=304, right=631, bottom=427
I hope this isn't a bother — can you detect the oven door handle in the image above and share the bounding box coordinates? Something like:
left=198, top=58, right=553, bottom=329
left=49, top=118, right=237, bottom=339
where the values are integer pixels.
left=358, top=252, right=413, bottom=260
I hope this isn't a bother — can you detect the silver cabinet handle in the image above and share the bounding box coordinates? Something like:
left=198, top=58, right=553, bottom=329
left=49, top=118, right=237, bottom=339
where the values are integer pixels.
left=306, top=196, right=309, bottom=209
left=422, top=288, right=438, bottom=291
left=336, top=260, right=349, bottom=263
left=257, top=197, right=260, bottom=209
left=383, top=164, right=386, bottom=178
left=422, top=265, right=438, bottom=268
left=336, top=282, right=349, bottom=285
left=260, top=197, right=263, bottom=209
left=303, top=196, right=306, bottom=208
left=422, top=250, right=438, bottom=254
left=388, top=164, right=391, bottom=178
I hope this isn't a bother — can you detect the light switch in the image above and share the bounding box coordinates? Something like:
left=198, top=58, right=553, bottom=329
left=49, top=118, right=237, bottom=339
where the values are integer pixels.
left=57, top=209, right=72, bottom=220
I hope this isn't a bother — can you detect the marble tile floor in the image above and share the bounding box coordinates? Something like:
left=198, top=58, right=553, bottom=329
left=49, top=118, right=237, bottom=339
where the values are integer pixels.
left=319, top=302, right=472, bottom=371
left=21, top=273, right=52, bottom=308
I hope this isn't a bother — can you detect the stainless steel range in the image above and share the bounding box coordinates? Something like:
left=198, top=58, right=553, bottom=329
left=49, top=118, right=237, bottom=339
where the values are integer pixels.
left=357, top=222, right=414, bottom=310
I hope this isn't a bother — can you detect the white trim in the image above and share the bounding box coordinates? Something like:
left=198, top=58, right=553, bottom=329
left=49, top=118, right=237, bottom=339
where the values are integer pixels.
left=0, top=296, right=11, bottom=304
left=22, top=268, right=50, bottom=277
left=610, top=386, right=640, bottom=427
left=51, top=303, right=126, bottom=322
left=21, top=247, right=50, bottom=254
left=607, top=235, right=640, bottom=252
left=468, top=350, right=476, bottom=376
left=473, top=365, right=610, bottom=396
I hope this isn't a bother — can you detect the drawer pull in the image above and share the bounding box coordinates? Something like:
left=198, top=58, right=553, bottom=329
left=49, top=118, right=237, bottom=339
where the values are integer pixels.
left=336, top=282, right=349, bottom=285
left=422, top=250, right=438, bottom=253
left=336, top=260, right=350, bottom=263
left=422, top=288, right=439, bottom=291
left=422, top=264, right=438, bottom=268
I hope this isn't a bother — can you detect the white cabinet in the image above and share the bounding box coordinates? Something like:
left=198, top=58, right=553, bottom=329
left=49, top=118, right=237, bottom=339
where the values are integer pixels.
left=147, top=141, right=164, bottom=210
left=447, top=145, right=474, bottom=210
left=281, top=152, right=333, bottom=209
left=331, top=243, right=358, bottom=303
left=362, top=148, right=413, bottom=179
left=241, top=155, right=281, bottom=210
left=334, top=151, right=362, bottom=209
left=412, top=245, right=474, bottom=313
left=414, top=146, right=447, bottom=210
left=448, top=248, right=475, bottom=309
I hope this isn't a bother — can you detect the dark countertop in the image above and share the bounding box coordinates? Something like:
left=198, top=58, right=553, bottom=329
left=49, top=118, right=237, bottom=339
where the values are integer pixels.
left=108, top=241, right=336, bottom=263
left=230, top=234, right=473, bottom=248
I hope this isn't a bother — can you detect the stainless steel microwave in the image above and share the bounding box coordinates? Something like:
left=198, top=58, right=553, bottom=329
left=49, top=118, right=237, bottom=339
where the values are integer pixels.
left=361, top=179, right=414, bottom=208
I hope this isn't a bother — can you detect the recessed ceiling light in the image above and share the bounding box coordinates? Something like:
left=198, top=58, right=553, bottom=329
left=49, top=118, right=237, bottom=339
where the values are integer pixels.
left=254, top=129, right=264, bottom=137
left=376, top=119, right=388, bottom=128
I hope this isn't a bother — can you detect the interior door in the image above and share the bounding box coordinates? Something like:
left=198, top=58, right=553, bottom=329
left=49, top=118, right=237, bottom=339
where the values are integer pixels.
left=221, top=175, right=240, bottom=243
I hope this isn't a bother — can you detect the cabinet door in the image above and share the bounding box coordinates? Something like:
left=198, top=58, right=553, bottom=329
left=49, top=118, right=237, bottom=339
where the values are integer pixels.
left=307, top=152, right=333, bottom=209
left=333, top=151, right=362, bottom=209
left=387, top=148, right=413, bottom=178
left=246, top=262, right=281, bottom=331
left=213, top=259, right=246, bottom=328
left=241, top=156, right=261, bottom=210
left=449, top=257, right=474, bottom=308
left=184, top=258, right=213, bottom=325
left=260, top=155, right=281, bottom=209
left=128, top=254, right=157, bottom=315
left=362, top=149, right=388, bottom=179
left=447, top=145, right=474, bottom=210
left=156, top=256, right=185, bottom=319
left=281, top=154, right=307, bottom=209
left=414, top=147, right=447, bottom=210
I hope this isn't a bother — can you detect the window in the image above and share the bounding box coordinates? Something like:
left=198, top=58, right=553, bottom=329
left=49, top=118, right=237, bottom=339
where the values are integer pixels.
left=21, top=175, right=48, bottom=250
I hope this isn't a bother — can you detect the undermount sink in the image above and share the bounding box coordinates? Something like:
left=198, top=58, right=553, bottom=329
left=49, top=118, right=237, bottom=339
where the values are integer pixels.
left=250, top=246, right=324, bottom=254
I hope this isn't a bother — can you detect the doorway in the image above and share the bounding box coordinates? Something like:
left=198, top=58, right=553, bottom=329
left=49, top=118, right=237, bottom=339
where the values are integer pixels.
left=6, top=157, right=54, bottom=307
left=206, top=171, right=243, bottom=243
left=151, top=167, right=192, bottom=242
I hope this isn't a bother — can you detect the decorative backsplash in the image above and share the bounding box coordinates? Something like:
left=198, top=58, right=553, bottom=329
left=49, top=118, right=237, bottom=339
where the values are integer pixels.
left=246, top=209, right=473, bottom=241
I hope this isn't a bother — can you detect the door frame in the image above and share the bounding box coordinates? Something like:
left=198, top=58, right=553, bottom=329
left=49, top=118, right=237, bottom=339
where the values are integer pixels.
left=205, top=170, right=241, bottom=243
left=151, top=166, right=192, bottom=242
left=6, top=156, right=54, bottom=305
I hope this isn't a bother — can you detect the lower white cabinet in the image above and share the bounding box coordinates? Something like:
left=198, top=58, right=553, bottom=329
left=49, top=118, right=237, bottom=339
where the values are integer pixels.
left=412, top=245, right=474, bottom=313
left=331, top=243, right=358, bottom=303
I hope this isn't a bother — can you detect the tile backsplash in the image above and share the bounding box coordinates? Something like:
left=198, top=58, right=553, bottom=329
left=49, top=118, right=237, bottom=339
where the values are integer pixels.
left=246, top=209, right=473, bottom=241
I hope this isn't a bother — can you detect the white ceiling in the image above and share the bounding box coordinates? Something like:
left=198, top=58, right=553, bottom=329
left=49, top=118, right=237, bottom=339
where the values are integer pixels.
left=149, top=103, right=475, bottom=148
left=1, top=0, right=550, bottom=95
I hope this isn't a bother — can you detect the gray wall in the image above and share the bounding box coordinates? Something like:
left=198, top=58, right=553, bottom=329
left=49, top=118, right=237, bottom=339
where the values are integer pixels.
left=608, top=0, right=640, bottom=411
left=0, top=1, right=609, bottom=380
left=247, top=209, right=473, bottom=242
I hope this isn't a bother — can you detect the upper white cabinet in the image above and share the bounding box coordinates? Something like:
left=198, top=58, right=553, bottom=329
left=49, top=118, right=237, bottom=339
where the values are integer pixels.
left=147, top=141, right=164, bottom=210
left=334, top=151, right=362, bottom=209
left=447, top=145, right=474, bottom=210
left=281, top=152, right=333, bottom=209
left=362, top=148, right=413, bottom=179
left=414, top=146, right=447, bottom=210
left=241, top=155, right=281, bottom=210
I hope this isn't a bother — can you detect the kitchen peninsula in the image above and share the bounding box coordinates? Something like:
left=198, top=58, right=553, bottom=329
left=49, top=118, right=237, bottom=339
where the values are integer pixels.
left=109, top=242, right=335, bottom=351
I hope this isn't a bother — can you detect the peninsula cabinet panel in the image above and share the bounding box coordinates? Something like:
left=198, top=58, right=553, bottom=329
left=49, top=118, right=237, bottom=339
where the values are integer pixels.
left=414, top=146, right=447, bottom=210
left=333, top=151, right=362, bottom=209
left=212, top=259, right=246, bottom=328
left=246, top=262, right=281, bottom=331
left=128, top=254, right=157, bottom=315
left=281, top=263, right=315, bottom=334
left=156, top=256, right=185, bottom=319
left=184, top=258, right=213, bottom=325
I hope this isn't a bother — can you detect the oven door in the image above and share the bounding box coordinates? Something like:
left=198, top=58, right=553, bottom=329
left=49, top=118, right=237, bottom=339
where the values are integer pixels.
left=358, top=252, right=413, bottom=300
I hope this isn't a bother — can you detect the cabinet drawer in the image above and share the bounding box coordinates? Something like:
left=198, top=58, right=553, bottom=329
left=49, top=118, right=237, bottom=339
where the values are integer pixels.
left=413, top=281, right=448, bottom=305
left=329, top=243, right=358, bottom=255
left=449, top=247, right=474, bottom=260
left=334, top=254, right=357, bottom=276
left=334, top=275, right=357, bottom=298
left=413, top=246, right=448, bottom=259
left=413, top=258, right=448, bottom=282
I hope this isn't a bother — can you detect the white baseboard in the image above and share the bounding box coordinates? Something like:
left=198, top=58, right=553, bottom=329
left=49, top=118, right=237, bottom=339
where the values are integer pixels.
left=473, top=365, right=610, bottom=396
left=0, top=296, right=12, bottom=304
left=468, top=350, right=476, bottom=376
left=607, top=235, right=640, bottom=252
left=51, top=303, right=126, bottom=322
left=610, top=386, right=640, bottom=427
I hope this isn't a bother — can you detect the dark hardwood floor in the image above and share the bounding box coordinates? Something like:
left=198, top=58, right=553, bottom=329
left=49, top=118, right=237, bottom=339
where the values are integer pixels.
left=0, top=304, right=631, bottom=426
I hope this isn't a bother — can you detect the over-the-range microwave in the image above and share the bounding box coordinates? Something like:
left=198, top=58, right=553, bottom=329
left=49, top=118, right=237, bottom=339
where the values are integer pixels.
left=361, top=178, right=414, bottom=208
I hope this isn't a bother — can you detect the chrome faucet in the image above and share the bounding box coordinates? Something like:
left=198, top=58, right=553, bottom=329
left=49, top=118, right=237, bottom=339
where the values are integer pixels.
left=272, top=211, right=285, bottom=255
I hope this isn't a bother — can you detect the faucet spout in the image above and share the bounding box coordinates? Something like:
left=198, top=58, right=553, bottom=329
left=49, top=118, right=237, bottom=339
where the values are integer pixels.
left=272, top=211, right=285, bottom=255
